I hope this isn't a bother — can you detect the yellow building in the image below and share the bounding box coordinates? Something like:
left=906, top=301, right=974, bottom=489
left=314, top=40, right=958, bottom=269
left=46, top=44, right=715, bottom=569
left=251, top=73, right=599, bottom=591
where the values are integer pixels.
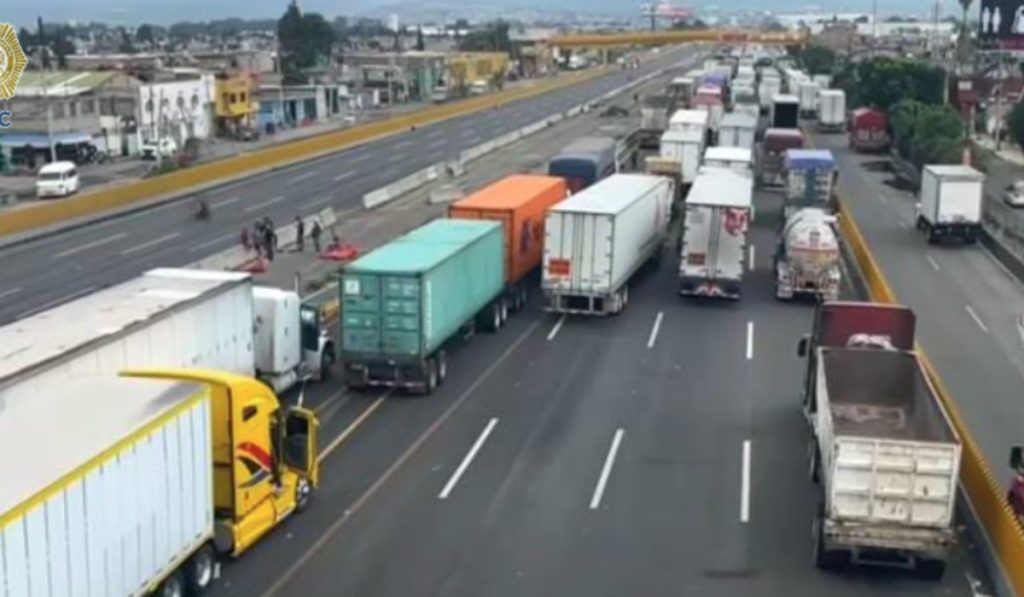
left=446, top=52, right=510, bottom=90
left=214, top=73, right=257, bottom=134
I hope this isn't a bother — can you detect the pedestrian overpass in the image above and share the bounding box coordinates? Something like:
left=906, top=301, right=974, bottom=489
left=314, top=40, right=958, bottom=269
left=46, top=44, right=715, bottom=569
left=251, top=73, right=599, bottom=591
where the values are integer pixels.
left=547, top=29, right=808, bottom=49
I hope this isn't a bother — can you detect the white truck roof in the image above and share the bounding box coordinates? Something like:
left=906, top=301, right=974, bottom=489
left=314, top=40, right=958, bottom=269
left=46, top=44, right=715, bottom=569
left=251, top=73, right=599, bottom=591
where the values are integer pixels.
left=820, top=89, right=845, bottom=98
left=0, top=375, right=203, bottom=516
left=687, top=169, right=753, bottom=208
left=670, top=109, right=708, bottom=127
left=720, top=112, right=758, bottom=128
left=552, top=173, right=668, bottom=215
left=0, top=269, right=250, bottom=389
left=773, top=94, right=799, bottom=103
left=705, top=146, right=752, bottom=164
left=924, top=164, right=984, bottom=181
left=661, top=129, right=704, bottom=144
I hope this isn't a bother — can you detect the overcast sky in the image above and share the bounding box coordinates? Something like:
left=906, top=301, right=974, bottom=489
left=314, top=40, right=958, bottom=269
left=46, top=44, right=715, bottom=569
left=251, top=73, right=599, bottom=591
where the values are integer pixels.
left=8, top=0, right=966, bottom=29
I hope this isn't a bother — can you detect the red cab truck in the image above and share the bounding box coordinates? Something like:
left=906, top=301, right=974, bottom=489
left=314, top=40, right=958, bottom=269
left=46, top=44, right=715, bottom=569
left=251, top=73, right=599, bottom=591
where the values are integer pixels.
left=449, top=174, right=569, bottom=311
left=849, top=108, right=890, bottom=153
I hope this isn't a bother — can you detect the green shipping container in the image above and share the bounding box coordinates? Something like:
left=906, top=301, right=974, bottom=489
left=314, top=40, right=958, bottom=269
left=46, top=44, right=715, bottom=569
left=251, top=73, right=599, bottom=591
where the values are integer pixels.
left=340, top=219, right=505, bottom=360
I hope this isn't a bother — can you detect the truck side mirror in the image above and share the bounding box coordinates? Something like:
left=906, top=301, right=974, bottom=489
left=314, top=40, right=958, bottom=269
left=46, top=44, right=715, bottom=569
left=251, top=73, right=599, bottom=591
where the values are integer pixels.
left=797, top=335, right=809, bottom=358
left=1011, top=446, right=1023, bottom=471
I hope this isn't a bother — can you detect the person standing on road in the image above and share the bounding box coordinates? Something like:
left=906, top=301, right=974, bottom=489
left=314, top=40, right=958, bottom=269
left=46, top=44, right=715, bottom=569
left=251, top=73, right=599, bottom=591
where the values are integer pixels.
left=295, top=216, right=305, bottom=252
left=311, top=220, right=322, bottom=254
left=252, top=221, right=263, bottom=257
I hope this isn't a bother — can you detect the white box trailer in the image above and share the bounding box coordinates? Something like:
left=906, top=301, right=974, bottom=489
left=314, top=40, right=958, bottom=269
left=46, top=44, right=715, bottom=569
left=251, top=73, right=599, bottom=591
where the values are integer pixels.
left=543, top=174, right=673, bottom=315
left=798, top=81, right=819, bottom=118
left=668, top=109, right=709, bottom=135
left=915, top=165, right=984, bottom=244
left=0, top=376, right=213, bottom=597
left=818, top=90, right=846, bottom=133
left=0, top=270, right=254, bottom=408
left=679, top=168, right=753, bottom=299
left=660, top=129, right=705, bottom=185
left=703, top=146, right=753, bottom=176
left=759, top=77, right=781, bottom=113
left=718, top=112, right=758, bottom=151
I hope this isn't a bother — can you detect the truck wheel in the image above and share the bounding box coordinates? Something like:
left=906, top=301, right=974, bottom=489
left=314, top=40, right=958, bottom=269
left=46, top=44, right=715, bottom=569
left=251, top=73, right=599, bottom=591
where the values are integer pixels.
left=500, top=298, right=509, bottom=324
left=488, top=303, right=502, bottom=332
left=622, top=285, right=630, bottom=308
left=157, top=571, right=185, bottom=597
left=426, top=359, right=439, bottom=393
left=437, top=351, right=448, bottom=383
left=915, top=558, right=946, bottom=581
left=926, top=229, right=937, bottom=245
left=185, top=544, right=216, bottom=594
left=295, top=476, right=313, bottom=512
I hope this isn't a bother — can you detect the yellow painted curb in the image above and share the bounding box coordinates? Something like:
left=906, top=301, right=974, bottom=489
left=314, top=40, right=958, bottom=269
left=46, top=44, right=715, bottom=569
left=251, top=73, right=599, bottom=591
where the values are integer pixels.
left=838, top=198, right=1024, bottom=594
left=0, top=68, right=609, bottom=238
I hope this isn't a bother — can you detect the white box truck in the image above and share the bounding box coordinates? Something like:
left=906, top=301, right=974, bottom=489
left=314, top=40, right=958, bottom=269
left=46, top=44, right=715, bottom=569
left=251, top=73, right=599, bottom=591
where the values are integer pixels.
left=669, top=109, right=709, bottom=135
left=799, top=302, right=960, bottom=580
left=679, top=168, right=753, bottom=299
left=0, top=269, right=335, bottom=407
left=703, top=146, right=753, bottom=176
left=543, top=174, right=673, bottom=315
left=718, top=112, right=758, bottom=151
left=818, top=90, right=846, bottom=133
left=759, top=77, right=781, bottom=114
left=660, top=128, right=705, bottom=186
left=798, top=81, right=819, bottom=119
left=915, top=165, right=984, bottom=244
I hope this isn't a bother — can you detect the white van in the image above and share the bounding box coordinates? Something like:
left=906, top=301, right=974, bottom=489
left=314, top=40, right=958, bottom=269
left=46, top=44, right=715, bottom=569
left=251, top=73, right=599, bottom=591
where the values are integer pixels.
left=36, top=161, right=81, bottom=199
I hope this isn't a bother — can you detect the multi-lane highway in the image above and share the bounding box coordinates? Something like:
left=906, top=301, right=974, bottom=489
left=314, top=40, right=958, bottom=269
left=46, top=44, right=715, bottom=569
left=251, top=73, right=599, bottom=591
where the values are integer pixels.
left=204, top=166, right=987, bottom=596
left=814, top=130, right=1024, bottom=490
left=0, top=46, right=693, bottom=324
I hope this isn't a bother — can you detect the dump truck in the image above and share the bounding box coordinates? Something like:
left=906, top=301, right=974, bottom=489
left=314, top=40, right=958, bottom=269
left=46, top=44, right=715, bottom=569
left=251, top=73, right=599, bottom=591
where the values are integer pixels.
left=0, top=268, right=334, bottom=405
left=678, top=168, right=753, bottom=299
left=914, top=165, right=983, bottom=244
left=449, top=174, right=568, bottom=311
left=543, top=174, right=673, bottom=315
left=784, top=149, right=838, bottom=218
left=774, top=208, right=841, bottom=301
left=548, top=136, right=617, bottom=193
left=849, top=107, right=889, bottom=152
left=340, top=219, right=505, bottom=393
left=0, top=369, right=318, bottom=597
left=818, top=90, right=847, bottom=133
left=799, top=301, right=961, bottom=580
left=758, top=128, right=805, bottom=188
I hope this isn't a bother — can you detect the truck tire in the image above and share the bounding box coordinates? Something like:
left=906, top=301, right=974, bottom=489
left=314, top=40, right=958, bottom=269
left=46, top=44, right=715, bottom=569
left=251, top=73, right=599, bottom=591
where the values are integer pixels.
left=812, top=505, right=850, bottom=571
left=295, top=475, right=313, bottom=512
left=499, top=298, right=509, bottom=325
left=437, top=351, right=448, bottom=384
left=185, top=544, right=216, bottom=595
left=484, top=303, right=501, bottom=333
left=157, top=571, right=186, bottom=597
left=915, top=558, right=946, bottom=581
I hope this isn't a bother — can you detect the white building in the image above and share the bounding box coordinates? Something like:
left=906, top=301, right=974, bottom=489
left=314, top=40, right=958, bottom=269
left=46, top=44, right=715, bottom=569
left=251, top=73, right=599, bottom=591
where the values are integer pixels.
left=138, top=73, right=216, bottom=144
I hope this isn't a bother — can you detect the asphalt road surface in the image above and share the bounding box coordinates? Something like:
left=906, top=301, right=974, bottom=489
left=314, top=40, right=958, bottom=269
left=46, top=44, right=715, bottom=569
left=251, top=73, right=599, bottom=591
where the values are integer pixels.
left=813, top=129, right=1024, bottom=489
left=0, top=47, right=694, bottom=325
left=206, top=184, right=987, bottom=597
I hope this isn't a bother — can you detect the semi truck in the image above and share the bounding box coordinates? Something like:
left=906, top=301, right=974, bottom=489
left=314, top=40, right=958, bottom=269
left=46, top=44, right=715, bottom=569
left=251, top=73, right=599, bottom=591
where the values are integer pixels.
left=693, top=85, right=725, bottom=136
left=799, top=301, right=961, bottom=579
left=849, top=107, right=889, bottom=152
left=340, top=219, right=505, bottom=393
left=660, top=128, right=705, bottom=187
left=667, top=76, right=697, bottom=108
left=774, top=208, right=841, bottom=301
left=543, top=174, right=673, bottom=315
left=818, top=90, right=847, bottom=133
left=783, top=149, right=838, bottom=218
left=0, top=369, right=319, bottom=597
left=718, top=112, right=758, bottom=151
left=703, top=146, right=753, bottom=176
left=914, top=165, right=984, bottom=244
left=668, top=108, right=709, bottom=136
left=771, top=94, right=800, bottom=129
left=640, top=95, right=674, bottom=148
left=678, top=168, right=753, bottom=299
left=548, top=136, right=617, bottom=193
left=0, top=268, right=334, bottom=405
left=449, top=174, right=568, bottom=311
left=759, top=76, right=781, bottom=114
left=758, top=128, right=805, bottom=188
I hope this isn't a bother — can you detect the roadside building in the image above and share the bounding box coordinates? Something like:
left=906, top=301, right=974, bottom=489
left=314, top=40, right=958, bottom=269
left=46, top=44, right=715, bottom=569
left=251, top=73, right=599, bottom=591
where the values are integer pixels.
left=344, top=51, right=447, bottom=103
left=1, top=70, right=140, bottom=167
left=213, top=73, right=258, bottom=136
left=138, top=71, right=216, bottom=144
left=255, top=83, right=348, bottom=131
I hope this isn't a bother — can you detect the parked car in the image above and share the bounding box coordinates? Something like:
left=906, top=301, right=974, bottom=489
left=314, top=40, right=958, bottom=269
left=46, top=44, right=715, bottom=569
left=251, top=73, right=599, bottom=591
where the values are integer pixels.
left=1005, top=180, right=1024, bottom=208
left=140, top=138, right=177, bottom=160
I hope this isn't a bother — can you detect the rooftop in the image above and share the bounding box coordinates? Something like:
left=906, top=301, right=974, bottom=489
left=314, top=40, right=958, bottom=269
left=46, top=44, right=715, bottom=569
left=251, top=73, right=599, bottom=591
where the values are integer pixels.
left=16, top=71, right=120, bottom=96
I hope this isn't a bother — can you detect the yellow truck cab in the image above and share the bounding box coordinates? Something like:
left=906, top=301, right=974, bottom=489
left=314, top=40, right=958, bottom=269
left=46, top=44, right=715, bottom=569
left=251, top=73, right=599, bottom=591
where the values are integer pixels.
left=122, top=368, right=319, bottom=556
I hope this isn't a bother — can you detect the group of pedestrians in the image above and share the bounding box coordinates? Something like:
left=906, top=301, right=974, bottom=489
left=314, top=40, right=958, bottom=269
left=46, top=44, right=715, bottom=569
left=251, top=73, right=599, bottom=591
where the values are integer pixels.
left=240, top=215, right=323, bottom=261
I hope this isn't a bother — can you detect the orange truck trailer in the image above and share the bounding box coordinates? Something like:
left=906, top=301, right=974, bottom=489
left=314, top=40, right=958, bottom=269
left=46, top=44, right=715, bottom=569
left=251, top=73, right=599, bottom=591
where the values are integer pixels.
left=449, top=174, right=568, bottom=312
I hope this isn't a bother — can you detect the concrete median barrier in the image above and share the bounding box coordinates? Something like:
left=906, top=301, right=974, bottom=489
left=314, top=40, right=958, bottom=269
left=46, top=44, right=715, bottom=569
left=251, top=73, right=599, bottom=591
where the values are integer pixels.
left=362, top=165, right=441, bottom=209
left=0, top=67, right=610, bottom=240
left=838, top=199, right=1024, bottom=597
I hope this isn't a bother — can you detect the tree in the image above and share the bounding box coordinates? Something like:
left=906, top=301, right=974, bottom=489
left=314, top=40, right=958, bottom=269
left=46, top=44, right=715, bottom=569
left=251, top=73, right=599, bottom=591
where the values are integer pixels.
left=838, top=57, right=945, bottom=110
left=52, top=26, right=75, bottom=68
left=416, top=26, right=425, bottom=51
left=458, top=20, right=510, bottom=53
left=118, top=27, right=137, bottom=54
left=1008, top=101, right=1024, bottom=150
left=277, top=1, right=335, bottom=84
left=136, top=24, right=157, bottom=47
left=890, top=99, right=963, bottom=168
left=671, top=18, right=708, bottom=30
left=800, top=45, right=837, bottom=75
left=453, top=18, right=470, bottom=39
